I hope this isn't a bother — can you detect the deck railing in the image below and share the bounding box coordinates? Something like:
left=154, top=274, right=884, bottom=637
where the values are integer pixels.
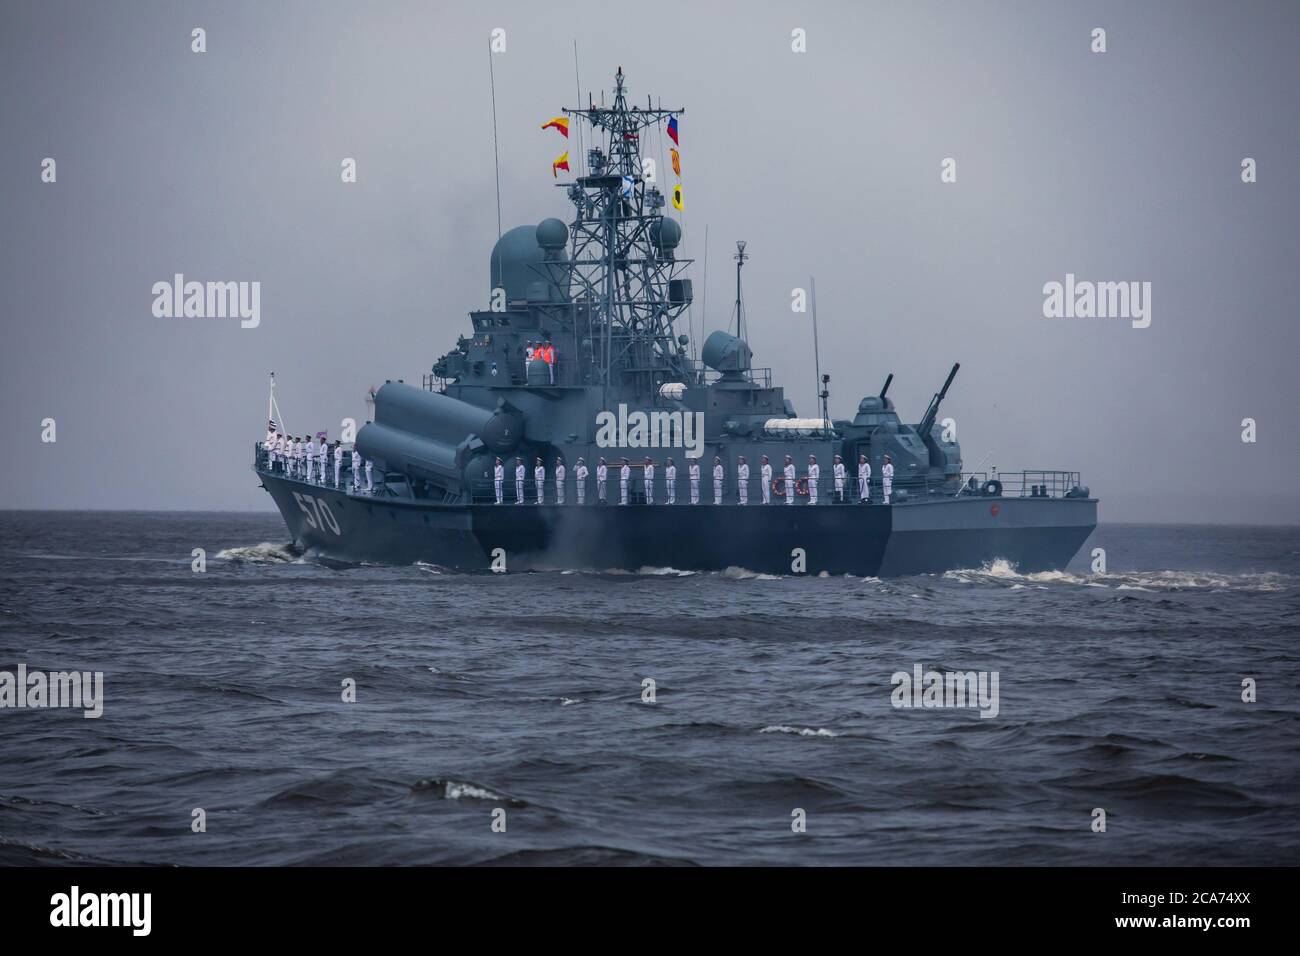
left=255, top=444, right=1088, bottom=505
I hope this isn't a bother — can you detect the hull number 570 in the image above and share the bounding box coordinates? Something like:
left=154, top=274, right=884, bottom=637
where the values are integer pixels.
left=293, top=492, right=341, bottom=535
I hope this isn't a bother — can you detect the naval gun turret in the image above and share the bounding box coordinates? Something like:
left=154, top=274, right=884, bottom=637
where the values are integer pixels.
left=839, top=363, right=963, bottom=492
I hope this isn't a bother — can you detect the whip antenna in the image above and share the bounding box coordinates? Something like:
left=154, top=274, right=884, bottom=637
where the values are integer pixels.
left=487, top=38, right=502, bottom=242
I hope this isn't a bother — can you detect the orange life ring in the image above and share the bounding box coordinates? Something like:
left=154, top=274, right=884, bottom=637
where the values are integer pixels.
left=771, top=477, right=810, bottom=497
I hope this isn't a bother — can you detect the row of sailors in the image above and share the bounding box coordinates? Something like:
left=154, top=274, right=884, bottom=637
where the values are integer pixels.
left=262, top=427, right=375, bottom=493
left=492, top=453, right=896, bottom=505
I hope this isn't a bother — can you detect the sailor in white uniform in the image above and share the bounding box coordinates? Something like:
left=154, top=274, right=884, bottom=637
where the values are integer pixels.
left=493, top=457, right=504, bottom=504
left=316, top=437, right=327, bottom=483
left=807, top=455, right=820, bottom=505
left=515, top=457, right=526, bottom=504
left=783, top=456, right=796, bottom=505
left=535, top=458, right=545, bottom=504
left=664, top=458, right=677, bottom=505
left=712, top=457, right=724, bottom=505
left=596, top=458, right=608, bottom=503
left=833, top=454, right=845, bottom=502
left=761, top=455, right=773, bottom=504
left=575, top=457, right=588, bottom=505
left=619, top=458, right=631, bottom=505
left=881, top=454, right=894, bottom=504
left=264, top=424, right=277, bottom=469
left=332, top=442, right=342, bottom=487
left=643, top=458, right=655, bottom=504
left=554, top=457, right=566, bottom=504
left=294, top=437, right=305, bottom=478
left=365, top=456, right=374, bottom=493
left=737, top=456, right=749, bottom=505
left=858, top=454, right=871, bottom=503
left=272, top=432, right=284, bottom=472
left=689, top=459, right=701, bottom=505
left=351, top=447, right=362, bottom=491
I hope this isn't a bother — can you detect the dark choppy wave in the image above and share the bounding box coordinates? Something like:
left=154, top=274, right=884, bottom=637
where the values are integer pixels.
left=1, top=511, right=1297, bottom=865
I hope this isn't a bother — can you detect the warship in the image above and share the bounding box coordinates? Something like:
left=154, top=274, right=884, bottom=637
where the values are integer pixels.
left=253, top=69, right=1096, bottom=575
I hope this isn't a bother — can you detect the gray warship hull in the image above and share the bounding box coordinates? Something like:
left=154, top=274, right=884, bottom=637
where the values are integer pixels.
left=258, top=469, right=1096, bottom=576
left=254, top=70, right=1100, bottom=574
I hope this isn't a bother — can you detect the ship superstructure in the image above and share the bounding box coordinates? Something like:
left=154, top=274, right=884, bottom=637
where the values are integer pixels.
left=253, top=70, right=1096, bottom=575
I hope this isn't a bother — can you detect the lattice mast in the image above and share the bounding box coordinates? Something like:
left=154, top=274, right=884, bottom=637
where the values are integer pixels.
left=560, top=68, right=693, bottom=405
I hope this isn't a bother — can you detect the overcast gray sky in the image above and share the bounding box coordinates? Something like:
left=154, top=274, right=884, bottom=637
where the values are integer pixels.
left=2, top=0, right=1296, bottom=523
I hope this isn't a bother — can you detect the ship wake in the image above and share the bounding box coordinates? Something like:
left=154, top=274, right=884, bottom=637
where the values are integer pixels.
left=943, top=558, right=1289, bottom=592
left=214, top=541, right=302, bottom=565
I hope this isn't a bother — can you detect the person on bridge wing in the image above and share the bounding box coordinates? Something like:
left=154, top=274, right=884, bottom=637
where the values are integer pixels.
left=643, top=457, right=655, bottom=504
left=596, top=457, right=608, bottom=503
left=807, top=454, right=820, bottom=505
left=737, top=456, right=749, bottom=505
left=515, top=457, right=526, bottom=504
left=783, top=456, right=796, bottom=505
left=575, top=457, right=588, bottom=505
left=858, top=453, right=871, bottom=503
left=544, top=339, right=556, bottom=385
left=493, top=457, right=504, bottom=504
left=535, top=458, right=546, bottom=504
left=833, top=454, right=845, bottom=502
left=619, top=458, right=631, bottom=505
left=689, top=459, right=701, bottom=505
left=664, top=457, right=677, bottom=505
left=761, top=455, right=773, bottom=504
left=882, top=454, right=894, bottom=504
left=554, top=456, right=566, bottom=504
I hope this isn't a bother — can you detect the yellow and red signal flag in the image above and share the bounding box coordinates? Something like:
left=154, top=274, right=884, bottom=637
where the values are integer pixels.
left=541, top=116, right=569, bottom=138
left=670, top=147, right=681, bottom=178
left=552, top=151, right=570, bottom=178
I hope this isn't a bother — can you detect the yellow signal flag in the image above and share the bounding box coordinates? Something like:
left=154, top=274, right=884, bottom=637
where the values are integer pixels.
left=541, top=117, right=570, bottom=137
left=671, top=183, right=684, bottom=210
left=670, top=148, right=681, bottom=177
left=552, top=151, right=570, bottom=178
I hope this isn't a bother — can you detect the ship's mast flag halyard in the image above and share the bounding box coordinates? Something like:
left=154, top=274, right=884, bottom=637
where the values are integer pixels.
left=267, top=371, right=288, bottom=435
left=557, top=68, right=693, bottom=407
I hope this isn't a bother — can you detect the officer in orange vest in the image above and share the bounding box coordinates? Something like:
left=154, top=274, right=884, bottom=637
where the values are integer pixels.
left=543, top=339, right=556, bottom=385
